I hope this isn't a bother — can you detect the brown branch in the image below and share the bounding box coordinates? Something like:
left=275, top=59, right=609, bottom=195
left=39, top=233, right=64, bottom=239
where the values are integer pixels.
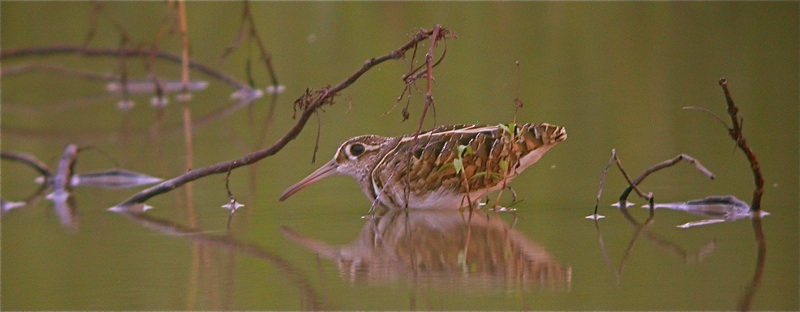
left=115, top=32, right=132, bottom=108
left=395, top=40, right=421, bottom=121
left=82, top=2, right=104, bottom=47
left=177, top=0, right=190, bottom=94
left=395, top=25, right=452, bottom=123
left=417, top=24, right=440, bottom=133
left=1, top=151, right=56, bottom=205
left=0, top=151, right=53, bottom=178
left=221, top=1, right=280, bottom=88
left=619, top=153, right=715, bottom=201
left=718, top=78, right=764, bottom=211
left=223, top=165, right=241, bottom=230
left=592, top=150, right=715, bottom=217
left=0, top=63, right=116, bottom=82
left=1, top=45, right=252, bottom=91
left=181, top=102, right=194, bottom=170
left=111, top=26, right=449, bottom=208
left=145, top=0, right=177, bottom=102
left=220, top=6, right=249, bottom=63
left=591, top=150, right=616, bottom=216
left=176, top=0, right=194, bottom=170
left=243, top=1, right=279, bottom=88
left=311, top=111, right=322, bottom=164
left=399, top=25, right=451, bottom=207
left=684, top=79, right=765, bottom=211
left=609, top=149, right=653, bottom=202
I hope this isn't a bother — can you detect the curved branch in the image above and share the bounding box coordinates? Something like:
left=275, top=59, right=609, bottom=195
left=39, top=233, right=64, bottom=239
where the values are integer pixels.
left=718, top=78, right=764, bottom=211
left=1, top=151, right=53, bottom=178
left=619, top=153, right=715, bottom=202
left=682, top=106, right=730, bottom=130
left=111, top=26, right=448, bottom=208
left=1, top=45, right=251, bottom=91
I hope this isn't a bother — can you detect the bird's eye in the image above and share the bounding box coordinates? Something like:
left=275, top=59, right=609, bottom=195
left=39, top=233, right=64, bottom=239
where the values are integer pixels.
left=349, top=143, right=365, bottom=157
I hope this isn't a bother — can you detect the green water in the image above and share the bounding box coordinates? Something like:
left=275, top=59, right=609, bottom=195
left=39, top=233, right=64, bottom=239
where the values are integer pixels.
left=2, top=2, right=798, bottom=310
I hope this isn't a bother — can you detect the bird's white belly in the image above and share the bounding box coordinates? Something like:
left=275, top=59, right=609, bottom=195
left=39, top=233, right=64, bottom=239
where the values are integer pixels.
left=377, top=179, right=512, bottom=209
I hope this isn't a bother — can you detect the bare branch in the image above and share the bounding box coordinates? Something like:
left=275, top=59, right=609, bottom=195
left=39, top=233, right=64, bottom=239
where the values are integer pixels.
left=220, top=1, right=280, bottom=88
left=619, top=153, right=715, bottom=201
left=686, top=79, right=765, bottom=212
left=718, top=78, right=764, bottom=211
left=611, top=150, right=653, bottom=202
left=591, top=149, right=615, bottom=216
left=82, top=2, right=104, bottom=47
left=109, top=26, right=449, bottom=208
left=592, top=150, right=715, bottom=219
left=177, top=0, right=190, bottom=94
left=1, top=46, right=252, bottom=91
left=682, top=106, right=730, bottom=130
left=1, top=151, right=53, bottom=178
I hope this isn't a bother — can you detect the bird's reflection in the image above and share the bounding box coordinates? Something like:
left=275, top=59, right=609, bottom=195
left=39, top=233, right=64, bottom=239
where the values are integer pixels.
left=282, top=208, right=571, bottom=291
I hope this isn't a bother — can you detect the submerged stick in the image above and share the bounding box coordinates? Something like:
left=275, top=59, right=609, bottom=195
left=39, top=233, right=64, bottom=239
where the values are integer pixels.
left=111, top=26, right=450, bottom=208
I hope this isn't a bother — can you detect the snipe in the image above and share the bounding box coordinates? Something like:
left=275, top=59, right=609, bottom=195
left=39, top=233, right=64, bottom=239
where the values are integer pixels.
left=280, top=123, right=566, bottom=209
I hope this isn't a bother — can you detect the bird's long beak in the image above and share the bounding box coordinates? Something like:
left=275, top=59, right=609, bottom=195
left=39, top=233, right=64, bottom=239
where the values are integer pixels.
left=279, top=160, right=339, bottom=201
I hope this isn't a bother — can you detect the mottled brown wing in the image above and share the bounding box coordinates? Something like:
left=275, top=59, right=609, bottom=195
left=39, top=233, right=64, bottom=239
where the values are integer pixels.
left=373, top=123, right=566, bottom=197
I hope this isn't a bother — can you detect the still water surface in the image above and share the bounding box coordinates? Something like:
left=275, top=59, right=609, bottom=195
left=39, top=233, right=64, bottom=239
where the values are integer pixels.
left=2, top=2, right=798, bottom=310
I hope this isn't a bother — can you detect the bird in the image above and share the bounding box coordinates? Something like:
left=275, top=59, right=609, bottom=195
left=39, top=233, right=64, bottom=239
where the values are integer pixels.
left=279, top=123, right=566, bottom=209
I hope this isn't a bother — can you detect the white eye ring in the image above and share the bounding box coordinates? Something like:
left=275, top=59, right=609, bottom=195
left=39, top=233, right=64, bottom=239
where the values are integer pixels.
left=348, top=143, right=366, bottom=158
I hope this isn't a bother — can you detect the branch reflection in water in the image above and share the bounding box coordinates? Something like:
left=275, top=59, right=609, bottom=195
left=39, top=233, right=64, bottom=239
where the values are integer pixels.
left=282, top=208, right=571, bottom=292
left=593, top=198, right=767, bottom=311
left=738, top=215, right=767, bottom=312
left=113, top=209, right=327, bottom=310
left=593, top=203, right=718, bottom=286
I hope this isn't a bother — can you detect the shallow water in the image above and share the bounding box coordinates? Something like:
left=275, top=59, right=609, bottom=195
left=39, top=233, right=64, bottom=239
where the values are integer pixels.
left=2, top=2, right=798, bottom=310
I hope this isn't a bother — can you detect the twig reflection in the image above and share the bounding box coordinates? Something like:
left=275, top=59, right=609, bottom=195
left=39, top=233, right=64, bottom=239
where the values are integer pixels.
left=737, top=215, right=767, bottom=311
left=593, top=204, right=718, bottom=285
left=594, top=203, right=768, bottom=310
left=113, top=210, right=326, bottom=310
